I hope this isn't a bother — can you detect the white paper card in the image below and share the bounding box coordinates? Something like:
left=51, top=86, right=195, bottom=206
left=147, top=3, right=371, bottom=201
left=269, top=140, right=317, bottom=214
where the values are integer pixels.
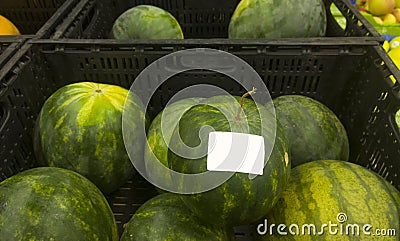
left=207, top=132, right=265, bottom=175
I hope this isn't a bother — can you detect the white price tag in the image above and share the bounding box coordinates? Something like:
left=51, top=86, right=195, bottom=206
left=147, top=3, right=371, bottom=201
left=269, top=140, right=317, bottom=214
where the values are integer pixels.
left=207, top=132, right=265, bottom=175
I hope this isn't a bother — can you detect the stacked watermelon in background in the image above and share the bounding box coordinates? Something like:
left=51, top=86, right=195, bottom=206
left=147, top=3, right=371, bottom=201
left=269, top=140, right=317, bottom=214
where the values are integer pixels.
left=111, top=5, right=184, bottom=40
left=111, top=0, right=327, bottom=40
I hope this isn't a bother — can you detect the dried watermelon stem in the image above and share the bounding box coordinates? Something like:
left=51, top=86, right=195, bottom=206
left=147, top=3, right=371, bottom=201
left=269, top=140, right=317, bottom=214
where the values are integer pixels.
left=235, top=87, right=257, bottom=120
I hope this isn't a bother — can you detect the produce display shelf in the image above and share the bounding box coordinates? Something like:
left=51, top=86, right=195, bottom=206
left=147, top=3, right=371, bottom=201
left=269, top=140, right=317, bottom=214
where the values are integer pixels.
left=44, top=0, right=383, bottom=41
left=0, top=38, right=399, bottom=240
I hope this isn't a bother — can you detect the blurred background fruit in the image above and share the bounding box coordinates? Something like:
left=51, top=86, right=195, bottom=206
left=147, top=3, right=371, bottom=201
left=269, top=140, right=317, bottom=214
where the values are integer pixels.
left=368, top=0, right=395, bottom=16
left=0, top=15, right=20, bottom=35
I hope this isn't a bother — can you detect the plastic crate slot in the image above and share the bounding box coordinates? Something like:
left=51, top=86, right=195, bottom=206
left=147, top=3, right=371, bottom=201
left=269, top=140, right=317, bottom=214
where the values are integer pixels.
left=379, top=92, right=389, bottom=101
left=113, top=213, right=124, bottom=216
left=113, top=58, right=118, bottom=69
left=121, top=58, right=127, bottom=69
left=112, top=203, right=127, bottom=207
left=106, top=58, right=112, bottom=69
left=78, top=1, right=97, bottom=35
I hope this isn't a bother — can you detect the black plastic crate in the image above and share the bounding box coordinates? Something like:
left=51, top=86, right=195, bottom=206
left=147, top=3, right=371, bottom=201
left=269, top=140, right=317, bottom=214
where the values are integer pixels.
left=0, top=36, right=32, bottom=71
left=0, top=0, right=73, bottom=36
left=46, top=0, right=382, bottom=40
left=0, top=38, right=399, bottom=240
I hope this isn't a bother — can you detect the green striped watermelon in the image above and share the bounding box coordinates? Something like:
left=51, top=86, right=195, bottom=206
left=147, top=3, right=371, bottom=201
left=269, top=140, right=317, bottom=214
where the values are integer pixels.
left=111, top=5, right=184, bottom=40
left=167, top=95, right=291, bottom=227
left=382, top=177, right=400, bottom=220
left=0, top=167, right=118, bottom=241
left=144, top=97, right=204, bottom=192
left=228, top=0, right=327, bottom=39
left=254, top=160, right=400, bottom=240
left=273, top=95, right=349, bottom=167
left=120, top=193, right=236, bottom=241
left=34, top=82, right=147, bottom=194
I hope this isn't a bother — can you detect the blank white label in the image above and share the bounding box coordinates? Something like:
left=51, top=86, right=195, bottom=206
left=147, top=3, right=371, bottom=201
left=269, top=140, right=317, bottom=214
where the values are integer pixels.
left=207, top=132, right=265, bottom=175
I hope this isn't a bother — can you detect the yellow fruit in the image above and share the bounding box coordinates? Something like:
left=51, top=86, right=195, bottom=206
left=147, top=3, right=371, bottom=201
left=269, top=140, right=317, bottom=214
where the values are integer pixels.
left=368, top=0, right=396, bottom=16
left=390, top=36, right=400, bottom=50
left=382, top=13, right=397, bottom=23
left=383, top=40, right=390, bottom=52
left=392, top=8, right=400, bottom=22
left=373, top=16, right=384, bottom=24
left=388, top=47, right=400, bottom=67
left=0, top=15, right=20, bottom=35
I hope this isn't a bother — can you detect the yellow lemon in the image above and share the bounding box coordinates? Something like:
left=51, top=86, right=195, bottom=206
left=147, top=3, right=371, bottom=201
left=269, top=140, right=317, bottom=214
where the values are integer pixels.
left=0, top=15, right=20, bottom=35
left=383, top=40, right=390, bottom=52
left=373, top=16, right=384, bottom=24
left=389, top=36, right=400, bottom=50
left=382, top=13, right=397, bottom=24
left=388, top=48, right=400, bottom=83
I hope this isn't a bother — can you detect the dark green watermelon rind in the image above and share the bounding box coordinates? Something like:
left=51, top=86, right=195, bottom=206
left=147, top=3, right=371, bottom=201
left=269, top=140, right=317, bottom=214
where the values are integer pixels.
left=0, top=167, right=118, bottom=241
left=112, top=5, right=184, bottom=40
left=228, top=0, right=327, bottom=39
left=35, top=82, right=147, bottom=195
left=120, top=193, right=236, bottom=241
left=168, top=95, right=290, bottom=227
left=144, top=97, right=204, bottom=193
left=274, top=95, right=349, bottom=168
left=255, top=160, right=400, bottom=241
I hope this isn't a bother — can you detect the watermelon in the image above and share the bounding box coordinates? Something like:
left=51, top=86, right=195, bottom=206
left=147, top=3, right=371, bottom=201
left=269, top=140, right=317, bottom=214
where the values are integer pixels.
left=167, top=94, right=291, bottom=227
left=120, top=193, right=236, bottom=241
left=34, top=82, right=147, bottom=194
left=228, top=0, right=327, bottom=39
left=273, top=95, right=349, bottom=167
left=111, top=5, right=184, bottom=40
left=254, top=160, right=400, bottom=240
left=144, top=97, right=204, bottom=193
left=383, top=179, right=400, bottom=220
left=0, top=167, right=118, bottom=241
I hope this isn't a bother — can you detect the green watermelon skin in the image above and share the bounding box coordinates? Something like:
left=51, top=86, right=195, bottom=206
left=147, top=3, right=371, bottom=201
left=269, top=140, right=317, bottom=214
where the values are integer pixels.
left=144, top=97, right=204, bottom=193
left=273, top=95, right=349, bottom=167
left=254, top=160, right=400, bottom=241
left=228, top=0, right=327, bottom=39
left=382, top=178, right=400, bottom=224
left=34, top=82, right=147, bottom=194
left=112, top=5, right=184, bottom=40
left=168, top=95, right=291, bottom=227
left=0, top=167, right=118, bottom=241
left=120, top=193, right=236, bottom=241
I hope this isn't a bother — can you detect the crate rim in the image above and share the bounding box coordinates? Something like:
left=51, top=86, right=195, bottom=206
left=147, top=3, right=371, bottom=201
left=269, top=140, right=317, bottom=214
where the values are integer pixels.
left=331, top=0, right=382, bottom=39
left=27, top=37, right=382, bottom=47
left=2, top=37, right=399, bottom=101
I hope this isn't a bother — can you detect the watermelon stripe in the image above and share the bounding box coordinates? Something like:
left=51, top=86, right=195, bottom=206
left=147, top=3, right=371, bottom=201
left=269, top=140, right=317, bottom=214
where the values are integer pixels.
left=274, top=95, right=349, bottom=167
left=120, top=193, right=236, bottom=241
left=35, top=82, right=146, bottom=194
left=229, top=0, right=326, bottom=39
left=258, top=160, right=400, bottom=241
left=167, top=96, right=289, bottom=227
left=112, top=5, right=184, bottom=40
left=0, top=167, right=118, bottom=241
